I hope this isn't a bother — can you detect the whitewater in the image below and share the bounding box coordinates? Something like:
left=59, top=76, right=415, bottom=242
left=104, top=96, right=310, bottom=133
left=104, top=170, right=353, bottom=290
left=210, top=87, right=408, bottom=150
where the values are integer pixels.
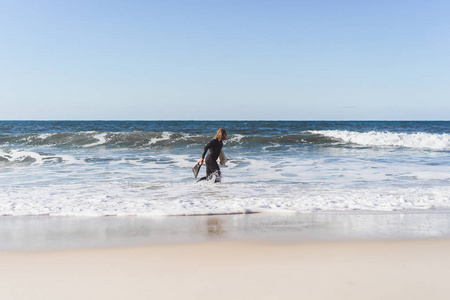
left=0, top=121, right=449, bottom=216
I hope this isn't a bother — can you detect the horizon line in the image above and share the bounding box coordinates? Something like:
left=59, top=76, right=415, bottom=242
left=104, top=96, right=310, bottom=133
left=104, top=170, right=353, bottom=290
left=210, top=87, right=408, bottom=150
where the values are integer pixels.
left=0, top=119, right=448, bottom=122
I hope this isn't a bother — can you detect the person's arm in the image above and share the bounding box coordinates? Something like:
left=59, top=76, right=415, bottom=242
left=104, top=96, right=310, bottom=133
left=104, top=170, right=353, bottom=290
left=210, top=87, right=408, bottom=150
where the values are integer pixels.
left=199, top=140, right=212, bottom=164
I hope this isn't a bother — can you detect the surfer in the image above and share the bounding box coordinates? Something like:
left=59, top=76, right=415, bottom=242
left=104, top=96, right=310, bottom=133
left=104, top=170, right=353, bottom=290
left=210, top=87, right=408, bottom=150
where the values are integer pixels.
left=198, top=128, right=227, bottom=183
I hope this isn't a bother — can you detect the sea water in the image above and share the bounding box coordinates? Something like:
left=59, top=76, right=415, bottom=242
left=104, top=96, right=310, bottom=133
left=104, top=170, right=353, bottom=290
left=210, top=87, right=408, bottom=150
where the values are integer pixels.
left=0, top=121, right=449, bottom=216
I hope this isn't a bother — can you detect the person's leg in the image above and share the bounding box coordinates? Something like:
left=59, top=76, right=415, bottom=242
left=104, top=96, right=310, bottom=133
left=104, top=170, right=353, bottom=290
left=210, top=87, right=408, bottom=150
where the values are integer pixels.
left=206, top=163, right=215, bottom=181
left=213, top=169, right=222, bottom=183
left=197, top=161, right=221, bottom=183
left=197, top=176, right=207, bottom=182
left=209, top=161, right=221, bottom=183
left=197, top=163, right=214, bottom=182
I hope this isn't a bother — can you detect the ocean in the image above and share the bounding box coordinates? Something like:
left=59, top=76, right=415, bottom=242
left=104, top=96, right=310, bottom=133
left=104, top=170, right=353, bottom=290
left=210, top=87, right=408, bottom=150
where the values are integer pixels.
left=0, top=121, right=449, bottom=216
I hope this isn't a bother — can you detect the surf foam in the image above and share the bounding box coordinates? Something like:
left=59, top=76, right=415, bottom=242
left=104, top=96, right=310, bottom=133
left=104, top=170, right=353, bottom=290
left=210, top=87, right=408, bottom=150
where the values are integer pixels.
left=0, top=149, right=44, bottom=165
left=309, top=130, right=450, bottom=150
left=0, top=183, right=449, bottom=216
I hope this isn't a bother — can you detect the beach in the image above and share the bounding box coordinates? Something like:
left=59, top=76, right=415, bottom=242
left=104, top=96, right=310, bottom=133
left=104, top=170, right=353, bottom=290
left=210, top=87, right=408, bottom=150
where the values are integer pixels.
left=2, top=239, right=450, bottom=300
left=1, top=212, right=450, bottom=300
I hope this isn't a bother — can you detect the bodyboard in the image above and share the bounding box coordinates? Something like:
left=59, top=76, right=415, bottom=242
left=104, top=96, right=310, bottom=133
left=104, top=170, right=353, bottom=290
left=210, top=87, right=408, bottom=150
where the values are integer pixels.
left=218, top=151, right=228, bottom=166
left=192, top=162, right=202, bottom=178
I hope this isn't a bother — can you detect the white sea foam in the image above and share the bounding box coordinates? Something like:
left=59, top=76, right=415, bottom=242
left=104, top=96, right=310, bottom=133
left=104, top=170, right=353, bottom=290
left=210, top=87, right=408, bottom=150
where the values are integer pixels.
left=309, top=130, right=450, bottom=150
left=35, top=133, right=54, bottom=140
left=408, top=172, right=450, bottom=181
left=262, top=143, right=282, bottom=151
left=0, top=183, right=449, bottom=216
left=0, top=149, right=44, bottom=165
left=0, top=148, right=81, bottom=167
left=147, top=132, right=173, bottom=145
left=83, top=133, right=108, bottom=148
left=226, top=134, right=244, bottom=144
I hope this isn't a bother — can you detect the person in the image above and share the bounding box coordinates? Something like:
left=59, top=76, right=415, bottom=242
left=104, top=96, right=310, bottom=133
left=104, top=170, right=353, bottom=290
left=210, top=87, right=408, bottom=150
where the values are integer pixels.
left=198, top=128, right=227, bottom=183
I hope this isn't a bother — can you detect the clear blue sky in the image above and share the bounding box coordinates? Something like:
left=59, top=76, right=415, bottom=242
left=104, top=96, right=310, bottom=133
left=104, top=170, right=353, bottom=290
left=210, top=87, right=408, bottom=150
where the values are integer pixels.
left=1, top=0, right=449, bottom=120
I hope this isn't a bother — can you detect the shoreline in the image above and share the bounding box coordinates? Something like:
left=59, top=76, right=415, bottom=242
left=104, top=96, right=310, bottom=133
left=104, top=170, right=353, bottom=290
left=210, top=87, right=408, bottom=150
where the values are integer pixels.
left=2, top=209, right=450, bottom=251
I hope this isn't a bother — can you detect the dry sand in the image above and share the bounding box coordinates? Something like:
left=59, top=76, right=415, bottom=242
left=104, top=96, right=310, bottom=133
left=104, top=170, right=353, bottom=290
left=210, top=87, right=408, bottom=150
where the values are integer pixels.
left=1, top=239, right=450, bottom=300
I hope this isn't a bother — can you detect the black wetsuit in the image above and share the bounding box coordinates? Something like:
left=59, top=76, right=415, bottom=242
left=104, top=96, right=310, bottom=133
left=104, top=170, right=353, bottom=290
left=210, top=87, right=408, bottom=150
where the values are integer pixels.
left=198, top=139, right=223, bottom=182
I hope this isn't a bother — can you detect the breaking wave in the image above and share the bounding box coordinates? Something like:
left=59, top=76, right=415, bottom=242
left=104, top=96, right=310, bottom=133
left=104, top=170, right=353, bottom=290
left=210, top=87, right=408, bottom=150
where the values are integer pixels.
left=0, top=130, right=448, bottom=150
left=0, top=131, right=336, bottom=149
left=0, top=148, right=79, bottom=166
left=309, top=130, right=450, bottom=150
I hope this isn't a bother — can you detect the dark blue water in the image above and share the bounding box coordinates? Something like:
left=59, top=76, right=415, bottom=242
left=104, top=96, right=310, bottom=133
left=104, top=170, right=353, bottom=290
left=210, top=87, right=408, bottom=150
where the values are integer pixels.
left=1, top=120, right=448, bottom=135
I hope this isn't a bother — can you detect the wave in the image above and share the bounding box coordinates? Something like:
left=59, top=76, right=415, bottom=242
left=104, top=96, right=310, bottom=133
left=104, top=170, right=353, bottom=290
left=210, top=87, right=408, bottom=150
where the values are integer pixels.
left=0, top=130, right=448, bottom=150
left=0, top=131, right=335, bottom=149
left=0, top=131, right=197, bottom=149
left=0, top=148, right=79, bottom=166
left=309, top=130, right=450, bottom=150
left=0, top=149, right=44, bottom=165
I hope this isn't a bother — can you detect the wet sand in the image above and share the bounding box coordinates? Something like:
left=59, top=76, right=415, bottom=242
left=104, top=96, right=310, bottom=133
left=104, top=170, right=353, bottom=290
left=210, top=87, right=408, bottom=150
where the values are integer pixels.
left=2, top=210, right=450, bottom=250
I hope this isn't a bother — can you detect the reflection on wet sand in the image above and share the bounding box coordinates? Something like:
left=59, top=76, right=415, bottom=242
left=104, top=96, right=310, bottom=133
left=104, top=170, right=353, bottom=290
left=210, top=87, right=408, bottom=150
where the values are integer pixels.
left=207, top=218, right=224, bottom=236
left=3, top=212, right=450, bottom=250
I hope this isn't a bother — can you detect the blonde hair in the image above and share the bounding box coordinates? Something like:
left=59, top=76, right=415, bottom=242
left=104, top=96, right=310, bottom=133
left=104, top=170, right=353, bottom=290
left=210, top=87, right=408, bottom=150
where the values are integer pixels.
left=214, top=128, right=227, bottom=141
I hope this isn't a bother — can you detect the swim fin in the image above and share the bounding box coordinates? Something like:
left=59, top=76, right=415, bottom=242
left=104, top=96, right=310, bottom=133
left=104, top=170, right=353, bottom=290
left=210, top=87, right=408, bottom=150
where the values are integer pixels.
left=192, top=162, right=202, bottom=178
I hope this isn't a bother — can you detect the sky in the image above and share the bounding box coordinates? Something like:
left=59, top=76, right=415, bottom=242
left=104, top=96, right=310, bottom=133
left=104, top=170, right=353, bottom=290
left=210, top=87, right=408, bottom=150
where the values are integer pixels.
left=0, top=0, right=449, bottom=120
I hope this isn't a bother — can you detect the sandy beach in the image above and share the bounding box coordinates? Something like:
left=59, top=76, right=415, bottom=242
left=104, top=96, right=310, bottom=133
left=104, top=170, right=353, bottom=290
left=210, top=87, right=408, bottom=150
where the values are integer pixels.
left=1, top=212, right=450, bottom=300
left=1, top=238, right=450, bottom=300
